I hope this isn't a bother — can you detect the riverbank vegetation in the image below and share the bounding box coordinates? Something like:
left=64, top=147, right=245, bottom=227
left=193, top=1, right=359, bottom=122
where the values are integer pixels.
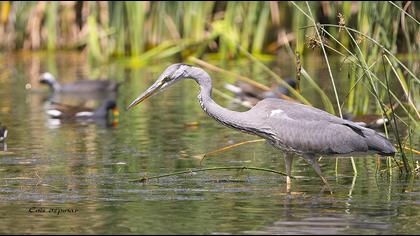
left=0, top=1, right=418, bottom=173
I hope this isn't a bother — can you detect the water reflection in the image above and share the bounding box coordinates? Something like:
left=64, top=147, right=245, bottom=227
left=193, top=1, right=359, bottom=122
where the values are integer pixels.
left=0, top=53, right=418, bottom=234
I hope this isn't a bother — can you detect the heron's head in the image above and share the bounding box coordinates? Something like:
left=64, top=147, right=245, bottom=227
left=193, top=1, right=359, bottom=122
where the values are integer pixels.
left=127, top=63, right=193, bottom=109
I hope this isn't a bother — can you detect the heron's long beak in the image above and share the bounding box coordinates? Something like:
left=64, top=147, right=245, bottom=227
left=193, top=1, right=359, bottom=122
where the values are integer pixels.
left=127, top=81, right=164, bottom=110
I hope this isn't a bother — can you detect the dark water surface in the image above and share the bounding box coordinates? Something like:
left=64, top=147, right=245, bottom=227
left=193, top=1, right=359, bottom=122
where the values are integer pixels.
left=0, top=52, right=418, bottom=234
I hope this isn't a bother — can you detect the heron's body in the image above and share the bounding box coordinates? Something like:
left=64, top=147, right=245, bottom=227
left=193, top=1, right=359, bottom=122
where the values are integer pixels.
left=128, top=64, right=396, bottom=192
left=230, top=99, right=394, bottom=156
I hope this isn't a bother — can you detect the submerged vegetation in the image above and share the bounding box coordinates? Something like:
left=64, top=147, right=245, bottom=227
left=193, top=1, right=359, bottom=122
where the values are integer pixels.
left=0, top=1, right=418, bottom=173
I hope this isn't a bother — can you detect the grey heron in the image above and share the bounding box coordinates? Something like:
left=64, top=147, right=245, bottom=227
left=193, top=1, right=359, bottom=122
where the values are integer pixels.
left=127, top=64, right=396, bottom=191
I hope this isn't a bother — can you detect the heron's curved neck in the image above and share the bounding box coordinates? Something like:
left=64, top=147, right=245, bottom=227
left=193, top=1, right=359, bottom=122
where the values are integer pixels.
left=190, top=70, right=255, bottom=132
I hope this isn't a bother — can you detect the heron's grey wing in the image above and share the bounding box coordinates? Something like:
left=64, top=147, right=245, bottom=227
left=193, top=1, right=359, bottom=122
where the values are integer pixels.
left=245, top=98, right=390, bottom=155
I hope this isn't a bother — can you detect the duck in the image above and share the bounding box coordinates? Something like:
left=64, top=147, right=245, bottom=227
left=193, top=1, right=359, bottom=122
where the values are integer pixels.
left=260, top=78, right=297, bottom=99
left=343, top=113, right=389, bottom=129
left=224, top=77, right=297, bottom=106
left=0, top=124, right=7, bottom=142
left=39, top=72, right=120, bottom=94
left=46, top=99, right=118, bottom=120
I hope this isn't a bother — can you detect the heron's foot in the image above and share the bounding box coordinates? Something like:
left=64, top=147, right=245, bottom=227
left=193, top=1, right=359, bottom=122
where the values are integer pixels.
left=304, top=154, right=333, bottom=194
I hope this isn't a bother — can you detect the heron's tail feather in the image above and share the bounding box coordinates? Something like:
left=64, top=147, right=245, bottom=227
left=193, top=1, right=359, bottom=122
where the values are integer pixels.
left=366, top=132, right=396, bottom=156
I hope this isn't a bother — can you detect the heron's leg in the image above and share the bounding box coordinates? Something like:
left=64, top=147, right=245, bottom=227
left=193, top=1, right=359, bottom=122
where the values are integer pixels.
left=304, top=155, right=332, bottom=194
left=284, top=155, right=293, bottom=193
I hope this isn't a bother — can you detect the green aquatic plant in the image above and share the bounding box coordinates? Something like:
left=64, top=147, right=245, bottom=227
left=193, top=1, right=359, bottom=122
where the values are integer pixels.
left=0, top=1, right=418, bottom=174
